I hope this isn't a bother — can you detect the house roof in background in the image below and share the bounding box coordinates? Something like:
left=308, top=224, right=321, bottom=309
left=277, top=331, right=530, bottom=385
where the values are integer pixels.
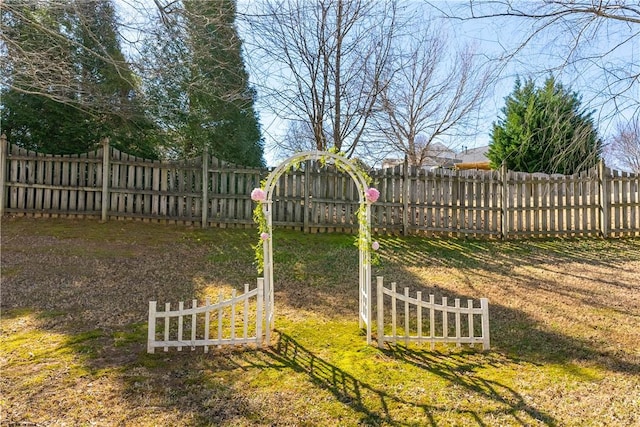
left=382, top=144, right=490, bottom=169
left=456, top=146, right=489, bottom=163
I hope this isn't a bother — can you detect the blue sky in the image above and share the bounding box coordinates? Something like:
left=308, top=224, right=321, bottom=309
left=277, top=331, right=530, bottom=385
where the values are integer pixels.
left=237, top=1, right=638, bottom=166
left=116, top=1, right=638, bottom=167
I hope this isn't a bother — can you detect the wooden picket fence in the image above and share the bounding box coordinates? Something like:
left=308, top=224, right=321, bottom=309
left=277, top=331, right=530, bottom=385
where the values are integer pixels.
left=147, top=279, right=264, bottom=353
left=2, top=137, right=639, bottom=238
left=376, top=277, right=490, bottom=350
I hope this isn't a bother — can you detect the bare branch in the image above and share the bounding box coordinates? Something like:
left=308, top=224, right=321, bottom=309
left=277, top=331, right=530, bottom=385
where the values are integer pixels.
left=370, top=22, right=497, bottom=167
left=241, top=0, right=404, bottom=157
left=609, top=116, right=640, bottom=172
left=1, top=0, right=141, bottom=118
left=432, top=0, right=640, bottom=124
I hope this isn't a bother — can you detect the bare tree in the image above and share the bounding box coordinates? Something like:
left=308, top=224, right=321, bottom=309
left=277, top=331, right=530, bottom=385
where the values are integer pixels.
left=241, top=0, right=401, bottom=157
left=1, top=0, right=140, bottom=116
left=609, top=118, right=640, bottom=172
left=433, top=1, right=640, bottom=122
left=371, top=26, right=495, bottom=167
left=276, top=120, right=317, bottom=159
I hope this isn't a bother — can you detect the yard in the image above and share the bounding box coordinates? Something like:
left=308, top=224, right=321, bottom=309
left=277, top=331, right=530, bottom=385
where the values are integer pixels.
left=1, top=217, right=639, bottom=426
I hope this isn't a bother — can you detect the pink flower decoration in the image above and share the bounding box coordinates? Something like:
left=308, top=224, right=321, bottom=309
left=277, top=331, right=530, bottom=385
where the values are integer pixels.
left=365, top=187, right=380, bottom=203
left=372, top=241, right=380, bottom=251
left=251, top=188, right=266, bottom=202
left=260, top=232, right=270, bottom=241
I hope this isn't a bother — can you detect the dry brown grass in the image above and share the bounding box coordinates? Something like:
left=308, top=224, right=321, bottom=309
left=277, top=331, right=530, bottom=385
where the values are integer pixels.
left=1, top=217, right=639, bottom=426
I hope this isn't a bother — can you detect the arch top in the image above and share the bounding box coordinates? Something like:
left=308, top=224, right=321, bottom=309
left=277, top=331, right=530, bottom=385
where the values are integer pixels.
left=263, top=150, right=370, bottom=200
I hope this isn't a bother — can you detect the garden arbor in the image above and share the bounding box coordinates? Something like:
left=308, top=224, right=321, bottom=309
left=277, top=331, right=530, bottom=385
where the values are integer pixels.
left=254, top=151, right=377, bottom=344
left=150, top=152, right=492, bottom=354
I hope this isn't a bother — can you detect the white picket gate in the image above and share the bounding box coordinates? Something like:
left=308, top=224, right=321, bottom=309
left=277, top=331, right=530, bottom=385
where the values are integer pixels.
left=376, top=277, right=490, bottom=350
left=147, top=279, right=264, bottom=353
left=147, top=276, right=490, bottom=353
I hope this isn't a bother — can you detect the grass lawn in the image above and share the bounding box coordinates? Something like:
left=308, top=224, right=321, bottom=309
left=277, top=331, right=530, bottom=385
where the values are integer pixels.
left=1, top=217, right=639, bottom=426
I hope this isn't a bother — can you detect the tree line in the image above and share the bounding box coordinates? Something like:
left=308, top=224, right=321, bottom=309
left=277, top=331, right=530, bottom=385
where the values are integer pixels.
left=1, top=0, right=638, bottom=174
left=1, top=0, right=264, bottom=166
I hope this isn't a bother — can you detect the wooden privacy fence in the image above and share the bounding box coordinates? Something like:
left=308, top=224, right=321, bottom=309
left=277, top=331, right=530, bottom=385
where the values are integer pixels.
left=376, top=277, right=490, bottom=350
left=0, top=139, right=263, bottom=226
left=147, top=279, right=264, bottom=353
left=2, top=137, right=639, bottom=238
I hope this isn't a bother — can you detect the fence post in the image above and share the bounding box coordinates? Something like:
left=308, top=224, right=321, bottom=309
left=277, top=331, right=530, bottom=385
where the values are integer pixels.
left=101, top=138, right=110, bottom=222
left=147, top=301, right=157, bottom=354
left=598, top=159, right=610, bottom=238
left=376, top=276, right=384, bottom=348
left=451, top=168, right=459, bottom=236
left=501, top=164, right=508, bottom=239
left=402, top=157, right=409, bottom=236
left=304, top=160, right=310, bottom=232
left=202, top=146, right=209, bottom=228
left=0, top=134, right=6, bottom=218
left=480, top=298, right=490, bottom=350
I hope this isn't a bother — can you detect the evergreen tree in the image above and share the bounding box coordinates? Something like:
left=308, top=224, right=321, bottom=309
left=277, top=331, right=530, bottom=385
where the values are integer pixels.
left=1, top=92, right=99, bottom=154
left=72, top=0, right=159, bottom=158
left=488, top=77, right=602, bottom=174
left=140, top=5, right=191, bottom=158
left=1, top=2, right=88, bottom=153
left=143, top=0, right=264, bottom=165
left=1, top=1, right=159, bottom=158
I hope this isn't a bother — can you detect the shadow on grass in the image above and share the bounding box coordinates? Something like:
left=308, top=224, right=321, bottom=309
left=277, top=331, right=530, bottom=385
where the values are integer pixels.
left=2, top=221, right=638, bottom=425
left=270, top=333, right=395, bottom=426
left=486, top=303, right=640, bottom=374
left=260, top=332, right=559, bottom=427
left=376, top=235, right=640, bottom=277
left=382, top=345, right=559, bottom=427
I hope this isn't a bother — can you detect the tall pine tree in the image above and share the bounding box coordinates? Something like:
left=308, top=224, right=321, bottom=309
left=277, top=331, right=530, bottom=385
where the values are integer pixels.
left=72, top=0, right=159, bottom=158
left=186, top=0, right=263, bottom=166
left=1, top=0, right=158, bottom=158
left=143, top=0, right=264, bottom=165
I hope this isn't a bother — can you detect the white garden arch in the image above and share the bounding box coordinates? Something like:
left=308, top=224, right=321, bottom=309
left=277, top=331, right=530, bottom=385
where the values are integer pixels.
left=256, top=151, right=374, bottom=344
left=147, top=153, right=491, bottom=354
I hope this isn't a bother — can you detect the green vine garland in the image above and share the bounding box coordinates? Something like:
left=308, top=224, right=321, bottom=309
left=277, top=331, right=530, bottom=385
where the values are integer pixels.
left=253, top=202, right=268, bottom=274
left=252, top=151, right=380, bottom=274
left=354, top=203, right=380, bottom=266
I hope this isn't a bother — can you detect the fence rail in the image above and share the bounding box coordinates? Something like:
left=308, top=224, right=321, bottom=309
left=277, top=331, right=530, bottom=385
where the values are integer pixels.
left=2, top=138, right=639, bottom=238
left=147, top=279, right=264, bottom=353
left=376, top=277, right=490, bottom=350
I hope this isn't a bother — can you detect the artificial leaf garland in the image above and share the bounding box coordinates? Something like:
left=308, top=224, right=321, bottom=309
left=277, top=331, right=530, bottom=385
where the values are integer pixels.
left=251, top=186, right=269, bottom=273
left=251, top=152, right=381, bottom=273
